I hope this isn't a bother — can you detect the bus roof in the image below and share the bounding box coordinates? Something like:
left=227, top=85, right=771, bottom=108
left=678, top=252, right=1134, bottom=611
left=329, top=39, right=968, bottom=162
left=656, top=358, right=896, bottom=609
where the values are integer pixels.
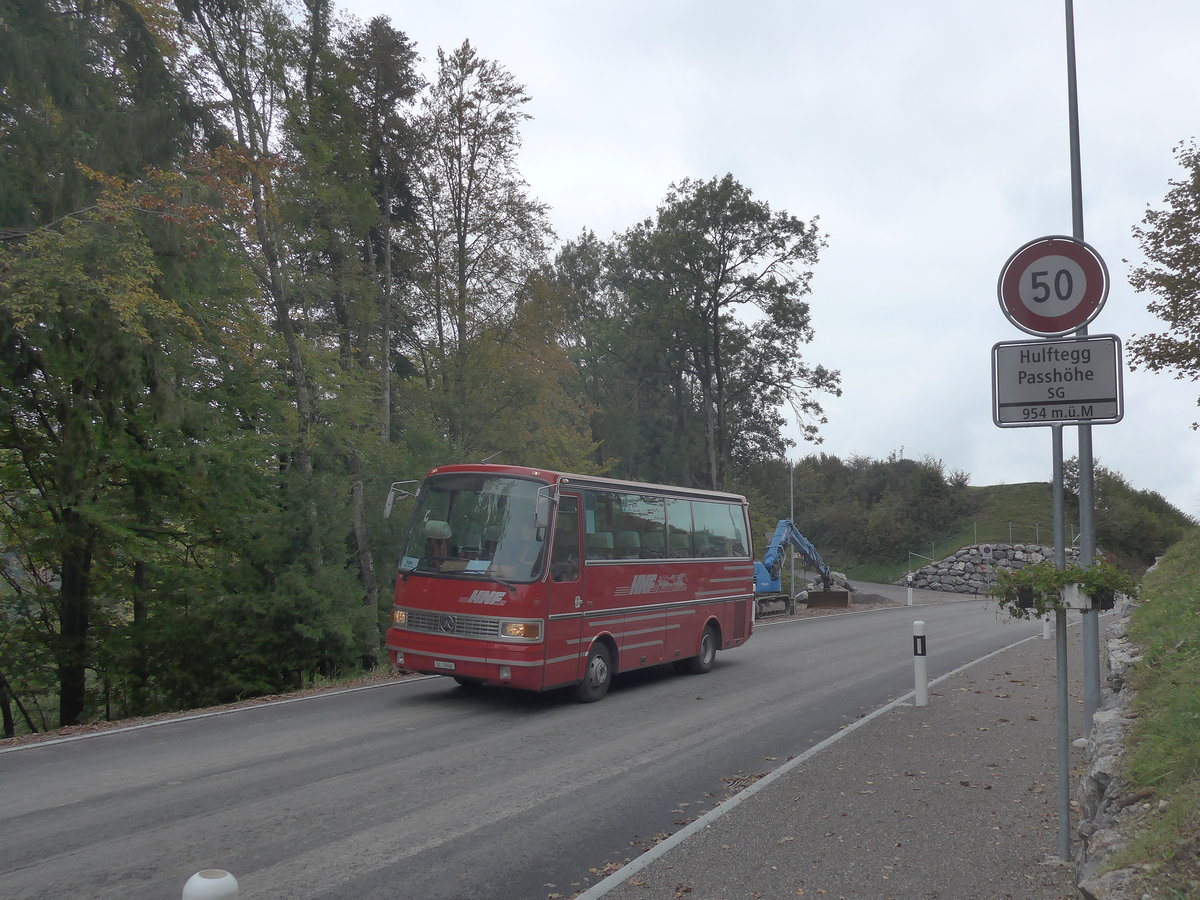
left=422, top=464, right=748, bottom=504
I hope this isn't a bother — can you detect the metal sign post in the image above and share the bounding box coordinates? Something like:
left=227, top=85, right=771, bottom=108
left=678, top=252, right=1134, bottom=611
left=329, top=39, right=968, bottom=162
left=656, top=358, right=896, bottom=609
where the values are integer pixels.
left=980, top=0, right=1122, bottom=863
left=989, top=4, right=1111, bottom=861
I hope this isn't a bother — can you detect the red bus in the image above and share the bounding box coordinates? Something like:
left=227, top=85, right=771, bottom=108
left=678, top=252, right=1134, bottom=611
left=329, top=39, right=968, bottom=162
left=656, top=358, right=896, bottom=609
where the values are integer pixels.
left=384, top=464, right=755, bottom=701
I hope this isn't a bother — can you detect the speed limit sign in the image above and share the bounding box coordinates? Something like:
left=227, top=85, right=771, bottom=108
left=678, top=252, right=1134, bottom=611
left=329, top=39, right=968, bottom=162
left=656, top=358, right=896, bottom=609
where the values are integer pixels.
left=997, top=235, right=1108, bottom=336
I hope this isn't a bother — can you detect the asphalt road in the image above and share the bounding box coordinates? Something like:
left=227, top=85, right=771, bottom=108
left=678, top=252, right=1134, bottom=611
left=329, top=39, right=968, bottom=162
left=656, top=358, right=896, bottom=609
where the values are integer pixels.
left=0, top=590, right=1044, bottom=900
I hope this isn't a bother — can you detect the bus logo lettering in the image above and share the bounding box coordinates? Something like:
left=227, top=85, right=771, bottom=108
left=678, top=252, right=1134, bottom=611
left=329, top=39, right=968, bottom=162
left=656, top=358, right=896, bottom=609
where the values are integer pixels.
left=463, top=590, right=506, bottom=606
left=620, top=574, right=688, bottom=596
left=629, top=574, right=657, bottom=594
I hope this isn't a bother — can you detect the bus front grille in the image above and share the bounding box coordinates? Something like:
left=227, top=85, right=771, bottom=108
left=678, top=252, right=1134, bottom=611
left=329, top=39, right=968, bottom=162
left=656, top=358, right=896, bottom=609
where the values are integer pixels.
left=403, top=609, right=502, bottom=639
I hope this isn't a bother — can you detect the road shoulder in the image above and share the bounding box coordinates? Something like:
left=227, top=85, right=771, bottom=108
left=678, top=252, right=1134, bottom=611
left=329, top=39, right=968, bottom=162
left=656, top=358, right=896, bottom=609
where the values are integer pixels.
left=586, top=631, right=1082, bottom=900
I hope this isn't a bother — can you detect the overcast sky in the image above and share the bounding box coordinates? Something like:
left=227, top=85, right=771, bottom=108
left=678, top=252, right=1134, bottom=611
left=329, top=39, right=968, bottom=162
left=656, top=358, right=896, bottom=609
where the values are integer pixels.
left=349, top=0, right=1200, bottom=519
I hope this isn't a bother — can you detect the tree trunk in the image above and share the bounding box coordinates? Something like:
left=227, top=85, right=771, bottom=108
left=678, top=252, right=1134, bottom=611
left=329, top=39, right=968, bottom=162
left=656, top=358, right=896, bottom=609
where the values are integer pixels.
left=0, top=682, right=12, bottom=738
left=131, top=559, right=149, bottom=715
left=380, top=156, right=393, bottom=443
left=57, top=510, right=93, bottom=727
left=696, top=331, right=719, bottom=490
left=710, top=304, right=727, bottom=491
left=671, top=367, right=692, bottom=486
left=348, top=450, right=380, bottom=668
left=0, top=670, right=16, bottom=738
left=0, top=668, right=39, bottom=737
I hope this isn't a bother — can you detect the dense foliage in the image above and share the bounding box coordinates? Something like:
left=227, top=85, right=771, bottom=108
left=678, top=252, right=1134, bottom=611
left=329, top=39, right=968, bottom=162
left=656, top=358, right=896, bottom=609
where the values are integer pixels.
left=555, top=175, right=840, bottom=489
left=735, top=452, right=974, bottom=567
left=0, top=0, right=842, bottom=731
left=0, top=2, right=1192, bottom=735
left=1129, top=140, right=1200, bottom=429
left=1064, top=461, right=1195, bottom=570
left=738, top=454, right=1192, bottom=581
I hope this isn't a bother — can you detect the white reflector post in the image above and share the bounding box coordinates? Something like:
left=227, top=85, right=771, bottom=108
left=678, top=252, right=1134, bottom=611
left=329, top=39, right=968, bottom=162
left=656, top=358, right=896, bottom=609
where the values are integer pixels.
left=183, top=869, right=238, bottom=899
left=913, top=621, right=928, bottom=707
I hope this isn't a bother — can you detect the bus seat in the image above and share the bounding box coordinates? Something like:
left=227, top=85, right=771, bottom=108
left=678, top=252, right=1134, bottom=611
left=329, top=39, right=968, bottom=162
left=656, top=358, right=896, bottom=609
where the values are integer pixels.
left=669, top=532, right=692, bottom=558
left=425, top=520, right=452, bottom=567
left=483, top=524, right=501, bottom=558
left=586, top=531, right=614, bottom=560
left=640, top=532, right=665, bottom=558
left=614, top=530, right=641, bottom=559
left=460, top=531, right=482, bottom=558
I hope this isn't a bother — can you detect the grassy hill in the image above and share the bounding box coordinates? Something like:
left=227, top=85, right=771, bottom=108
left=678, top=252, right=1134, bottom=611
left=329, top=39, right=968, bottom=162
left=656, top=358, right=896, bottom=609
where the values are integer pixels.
left=838, top=479, right=1185, bottom=585
left=962, top=482, right=1057, bottom=543
left=841, top=482, right=1060, bottom=584
left=747, top=455, right=1189, bottom=589
left=826, top=467, right=1192, bottom=587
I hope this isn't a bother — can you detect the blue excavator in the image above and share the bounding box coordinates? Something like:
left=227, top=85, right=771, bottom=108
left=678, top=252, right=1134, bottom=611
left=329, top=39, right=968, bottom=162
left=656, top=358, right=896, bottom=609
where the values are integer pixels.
left=753, top=519, right=842, bottom=616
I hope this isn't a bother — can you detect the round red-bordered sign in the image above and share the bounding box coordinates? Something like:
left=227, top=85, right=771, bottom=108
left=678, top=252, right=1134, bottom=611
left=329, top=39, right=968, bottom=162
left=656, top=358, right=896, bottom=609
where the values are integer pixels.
left=997, top=235, right=1108, bottom=336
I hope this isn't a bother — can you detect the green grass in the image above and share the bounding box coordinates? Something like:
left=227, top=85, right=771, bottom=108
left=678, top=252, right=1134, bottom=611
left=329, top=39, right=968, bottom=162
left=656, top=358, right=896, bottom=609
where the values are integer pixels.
left=841, top=561, right=905, bottom=584
left=913, top=482, right=1057, bottom=578
left=1107, top=527, right=1200, bottom=896
left=834, top=482, right=1061, bottom=585
left=962, top=481, right=1060, bottom=545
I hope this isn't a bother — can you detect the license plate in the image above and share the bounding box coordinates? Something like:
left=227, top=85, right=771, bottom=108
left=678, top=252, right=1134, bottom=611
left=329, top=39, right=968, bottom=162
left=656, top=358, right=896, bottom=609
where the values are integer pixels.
left=434, top=660, right=456, bottom=670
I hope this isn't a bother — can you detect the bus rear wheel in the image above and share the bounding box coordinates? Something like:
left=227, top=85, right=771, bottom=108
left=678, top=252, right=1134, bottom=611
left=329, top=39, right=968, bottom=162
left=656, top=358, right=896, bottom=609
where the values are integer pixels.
left=574, top=643, right=613, bottom=702
left=681, top=625, right=718, bottom=675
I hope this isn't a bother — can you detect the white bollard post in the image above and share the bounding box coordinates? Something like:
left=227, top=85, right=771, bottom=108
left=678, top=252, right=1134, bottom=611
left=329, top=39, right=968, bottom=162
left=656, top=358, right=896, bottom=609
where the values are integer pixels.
left=183, top=869, right=238, bottom=899
left=906, top=573, right=913, bottom=606
left=1043, top=614, right=1052, bottom=640
left=913, top=620, right=928, bottom=707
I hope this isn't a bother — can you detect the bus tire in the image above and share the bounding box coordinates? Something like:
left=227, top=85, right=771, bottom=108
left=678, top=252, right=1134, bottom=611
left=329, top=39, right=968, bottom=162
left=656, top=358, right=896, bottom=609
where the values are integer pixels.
left=681, top=625, right=718, bottom=675
left=574, top=642, right=614, bottom=702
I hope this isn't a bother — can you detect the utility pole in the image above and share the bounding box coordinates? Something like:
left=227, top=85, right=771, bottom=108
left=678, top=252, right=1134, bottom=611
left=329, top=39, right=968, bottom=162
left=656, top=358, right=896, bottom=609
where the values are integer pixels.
left=1064, top=0, right=1102, bottom=737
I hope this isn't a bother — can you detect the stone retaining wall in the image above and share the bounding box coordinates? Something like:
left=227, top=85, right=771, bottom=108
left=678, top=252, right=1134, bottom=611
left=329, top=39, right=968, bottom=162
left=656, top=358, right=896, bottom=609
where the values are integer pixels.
left=897, top=543, right=1082, bottom=595
left=1073, top=601, right=1140, bottom=898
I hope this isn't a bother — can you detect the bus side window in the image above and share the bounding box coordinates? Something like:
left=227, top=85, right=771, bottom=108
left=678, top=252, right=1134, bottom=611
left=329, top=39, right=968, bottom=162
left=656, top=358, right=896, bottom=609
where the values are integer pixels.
left=693, top=500, right=744, bottom=558
left=615, top=493, right=664, bottom=559
left=665, top=497, right=694, bottom=558
left=551, top=496, right=581, bottom=582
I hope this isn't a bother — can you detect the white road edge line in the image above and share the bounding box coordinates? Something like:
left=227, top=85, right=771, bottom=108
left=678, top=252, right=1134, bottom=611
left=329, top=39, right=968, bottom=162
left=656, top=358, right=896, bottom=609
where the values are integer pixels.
left=574, top=627, right=1058, bottom=900
left=0, top=675, right=438, bottom=754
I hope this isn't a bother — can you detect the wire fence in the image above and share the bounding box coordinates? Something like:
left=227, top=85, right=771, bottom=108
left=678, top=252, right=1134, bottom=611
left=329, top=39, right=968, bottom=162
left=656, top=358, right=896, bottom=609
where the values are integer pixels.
left=908, top=521, right=1081, bottom=569
left=963, top=521, right=1081, bottom=547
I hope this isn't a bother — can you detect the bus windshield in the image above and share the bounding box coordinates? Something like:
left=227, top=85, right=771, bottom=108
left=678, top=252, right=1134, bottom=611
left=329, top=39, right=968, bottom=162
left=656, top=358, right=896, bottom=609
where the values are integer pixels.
left=398, top=473, right=547, bottom=582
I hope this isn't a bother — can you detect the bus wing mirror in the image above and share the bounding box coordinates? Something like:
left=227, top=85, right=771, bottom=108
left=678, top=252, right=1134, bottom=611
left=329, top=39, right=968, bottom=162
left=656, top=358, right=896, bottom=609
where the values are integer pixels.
left=534, top=486, right=555, bottom=530
left=384, top=480, right=419, bottom=519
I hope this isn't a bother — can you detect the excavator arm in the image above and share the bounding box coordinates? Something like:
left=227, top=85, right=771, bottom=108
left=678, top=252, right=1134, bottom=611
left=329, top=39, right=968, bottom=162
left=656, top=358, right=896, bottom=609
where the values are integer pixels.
left=754, top=519, right=831, bottom=595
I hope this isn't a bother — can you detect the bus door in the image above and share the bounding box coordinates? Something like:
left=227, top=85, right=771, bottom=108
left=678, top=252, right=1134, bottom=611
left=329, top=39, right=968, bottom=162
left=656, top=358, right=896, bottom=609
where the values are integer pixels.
left=543, top=493, right=584, bottom=689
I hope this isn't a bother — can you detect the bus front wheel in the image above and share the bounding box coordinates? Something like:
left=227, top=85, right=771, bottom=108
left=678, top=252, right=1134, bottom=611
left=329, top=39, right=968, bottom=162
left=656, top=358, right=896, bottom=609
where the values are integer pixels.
left=574, top=643, right=613, bottom=702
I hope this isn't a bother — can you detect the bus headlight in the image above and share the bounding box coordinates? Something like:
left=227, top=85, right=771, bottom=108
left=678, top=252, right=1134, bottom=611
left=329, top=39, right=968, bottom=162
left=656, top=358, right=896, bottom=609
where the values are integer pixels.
left=500, top=621, right=541, bottom=640
left=392, top=608, right=407, bottom=626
